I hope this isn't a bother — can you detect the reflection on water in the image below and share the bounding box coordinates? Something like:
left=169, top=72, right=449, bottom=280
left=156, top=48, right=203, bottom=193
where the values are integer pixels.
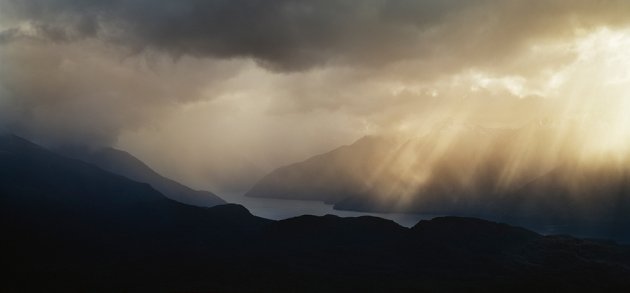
left=220, top=192, right=435, bottom=227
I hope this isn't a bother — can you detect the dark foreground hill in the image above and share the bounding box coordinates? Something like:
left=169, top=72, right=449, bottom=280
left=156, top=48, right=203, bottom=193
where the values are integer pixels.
left=2, top=135, right=630, bottom=292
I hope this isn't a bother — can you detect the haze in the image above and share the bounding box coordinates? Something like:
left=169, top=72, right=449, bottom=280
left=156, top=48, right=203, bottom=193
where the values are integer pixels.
left=2, top=0, right=630, bottom=196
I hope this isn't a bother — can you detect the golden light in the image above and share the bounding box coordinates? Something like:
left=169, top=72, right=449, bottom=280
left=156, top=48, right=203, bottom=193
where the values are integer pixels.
left=565, top=28, right=630, bottom=158
left=359, top=27, right=630, bottom=206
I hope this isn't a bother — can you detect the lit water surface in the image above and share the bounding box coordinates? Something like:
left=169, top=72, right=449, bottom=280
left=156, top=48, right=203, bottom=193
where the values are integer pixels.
left=220, top=192, right=436, bottom=228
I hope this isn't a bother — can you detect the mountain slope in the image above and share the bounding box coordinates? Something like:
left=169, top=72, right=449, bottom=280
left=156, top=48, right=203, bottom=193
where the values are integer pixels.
left=246, top=127, right=630, bottom=242
left=246, top=127, right=557, bottom=207
left=497, top=162, right=630, bottom=241
left=59, top=146, right=225, bottom=207
left=3, top=134, right=630, bottom=292
left=245, top=136, right=394, bottom=203
left=0, top=134, right=269, bottom=291
left=0, top=135, right=262, bottom=237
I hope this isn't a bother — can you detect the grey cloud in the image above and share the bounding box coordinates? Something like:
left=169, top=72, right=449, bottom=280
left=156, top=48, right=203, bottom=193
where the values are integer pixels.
left=3, top=0, right=630, bottom=71
left=0, top=39, right=247, bottom=146
left=0, top=28, right=19, bottom=44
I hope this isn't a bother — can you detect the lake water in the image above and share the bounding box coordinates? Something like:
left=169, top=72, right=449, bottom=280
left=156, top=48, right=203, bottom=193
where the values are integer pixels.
left=220, top=192, right=437, bottom=227
left=219, top=193, right=630, bottom=242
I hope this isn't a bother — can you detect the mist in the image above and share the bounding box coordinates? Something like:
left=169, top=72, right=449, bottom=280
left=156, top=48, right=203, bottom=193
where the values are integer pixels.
left=2, top=0, right=630, bottom=196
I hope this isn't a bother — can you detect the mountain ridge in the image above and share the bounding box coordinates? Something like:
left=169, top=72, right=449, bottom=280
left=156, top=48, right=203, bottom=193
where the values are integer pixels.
left=58, top=145, right=225, bottom=207
left=3, top=134, right=630, bottom=292
left=246, top=129, right=630, bottom=242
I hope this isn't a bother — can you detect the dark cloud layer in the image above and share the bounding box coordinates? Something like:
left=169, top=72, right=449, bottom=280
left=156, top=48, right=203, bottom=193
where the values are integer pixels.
left=3, top=0, right=630, bottom=71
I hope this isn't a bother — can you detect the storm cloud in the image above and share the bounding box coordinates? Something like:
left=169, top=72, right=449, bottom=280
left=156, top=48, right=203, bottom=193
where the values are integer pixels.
left=1, top=0, right=630, bottom=191
left=2, top=0, right=630, bottom=70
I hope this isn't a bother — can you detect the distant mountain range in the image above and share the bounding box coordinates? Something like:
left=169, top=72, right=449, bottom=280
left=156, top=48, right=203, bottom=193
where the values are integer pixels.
left=246, top=126, right=630, bottom=242
left=2, top=134, right=630, bottom=292
left=58, top=146, right=225, bottom=207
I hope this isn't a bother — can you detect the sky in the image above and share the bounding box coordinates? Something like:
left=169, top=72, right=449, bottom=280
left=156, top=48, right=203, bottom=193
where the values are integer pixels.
left=1, top=0, right=630, bottom=193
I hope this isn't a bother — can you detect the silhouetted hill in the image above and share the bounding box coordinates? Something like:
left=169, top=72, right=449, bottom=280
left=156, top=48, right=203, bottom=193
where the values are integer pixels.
left=266, top=214, right=407, bottom=247
left=0, top=134, right=269, bottom=291
left=413, top=216, right=539, bottom=241
left=410, top=217, right=541, bottom=254
left=58, top=146, right=225, bottom=207
left=3, top=135, right=630, bottom=292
